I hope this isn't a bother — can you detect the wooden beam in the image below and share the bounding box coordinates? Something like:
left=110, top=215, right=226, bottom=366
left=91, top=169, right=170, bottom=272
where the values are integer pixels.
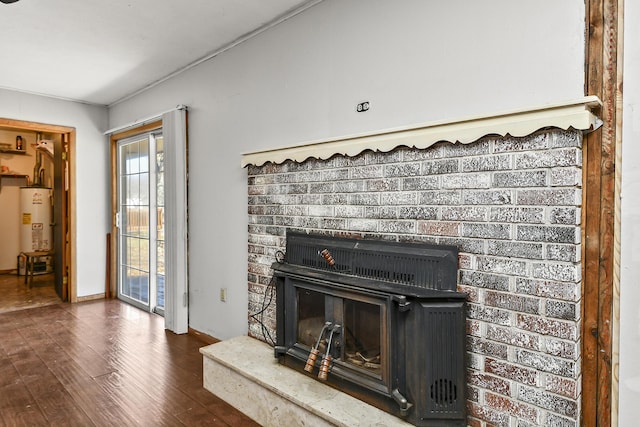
left=582, top=0, right=620, bottom=425
left=0, top=118, right=74, bottom=134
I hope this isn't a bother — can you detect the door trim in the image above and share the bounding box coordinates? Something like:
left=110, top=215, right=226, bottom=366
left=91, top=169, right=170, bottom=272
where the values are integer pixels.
left=109, top=121, right=162, bottom=299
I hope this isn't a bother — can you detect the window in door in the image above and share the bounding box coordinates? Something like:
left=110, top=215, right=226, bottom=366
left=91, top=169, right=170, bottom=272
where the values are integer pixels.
left=117, top=131, right=164, bottom=314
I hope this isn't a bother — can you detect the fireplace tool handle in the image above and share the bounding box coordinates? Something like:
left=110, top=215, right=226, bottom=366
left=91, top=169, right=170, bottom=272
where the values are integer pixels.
left=320, top=249, right=336, bottom=269
left=304, top=321, right=332, bottom=373
left=318, top=324, right=340, bottom=381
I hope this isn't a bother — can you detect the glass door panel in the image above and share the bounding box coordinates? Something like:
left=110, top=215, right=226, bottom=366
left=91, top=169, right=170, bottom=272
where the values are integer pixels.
left=294, top=285, right=384, bottom=375
left=343, top=299, right=382, bottom=375
left=290, top=280, right=391, bottom=394
left=296, top=288, right=326, bottom=348
left=117, top=132, right=163, bottom=313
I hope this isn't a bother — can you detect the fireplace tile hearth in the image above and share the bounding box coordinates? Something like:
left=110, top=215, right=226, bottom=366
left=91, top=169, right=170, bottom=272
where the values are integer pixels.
left=201, top=336, right=412, bottom=427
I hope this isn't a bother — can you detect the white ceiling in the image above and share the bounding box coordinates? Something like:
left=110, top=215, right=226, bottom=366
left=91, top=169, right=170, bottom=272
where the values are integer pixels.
left=0, top=0, right=320, bottom=106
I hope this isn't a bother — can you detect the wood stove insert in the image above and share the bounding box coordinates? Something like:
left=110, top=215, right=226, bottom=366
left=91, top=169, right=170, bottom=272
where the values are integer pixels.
left=272, top=232, right=467, bottom=426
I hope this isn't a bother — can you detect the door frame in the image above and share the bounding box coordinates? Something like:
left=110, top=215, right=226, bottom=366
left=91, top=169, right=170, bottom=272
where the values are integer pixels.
left=109, top=121, right=162, bottom=299
left=0, top=117, right=75, bottom=302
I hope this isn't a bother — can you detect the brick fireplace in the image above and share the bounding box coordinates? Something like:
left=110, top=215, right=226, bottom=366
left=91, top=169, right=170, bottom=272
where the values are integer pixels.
left=240, top=99, right=599, bottom=426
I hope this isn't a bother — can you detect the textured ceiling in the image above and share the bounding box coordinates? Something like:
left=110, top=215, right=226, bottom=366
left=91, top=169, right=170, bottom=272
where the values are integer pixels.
left=0, top=0, right=320, bottom=106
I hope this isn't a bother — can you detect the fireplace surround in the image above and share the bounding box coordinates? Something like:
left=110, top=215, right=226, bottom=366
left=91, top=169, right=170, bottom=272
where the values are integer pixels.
left=244, top=99, right=600, bottom=426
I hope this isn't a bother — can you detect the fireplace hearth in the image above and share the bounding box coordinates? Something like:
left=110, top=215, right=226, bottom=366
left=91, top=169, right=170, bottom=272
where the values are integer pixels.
left=272, top=232, right=467, bottom=426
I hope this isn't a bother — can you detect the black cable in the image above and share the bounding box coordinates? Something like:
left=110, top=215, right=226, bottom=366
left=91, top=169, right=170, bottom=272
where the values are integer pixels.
left=249, top=250, right=285, bottom=347
left=250, top=275, right=276, bottom=346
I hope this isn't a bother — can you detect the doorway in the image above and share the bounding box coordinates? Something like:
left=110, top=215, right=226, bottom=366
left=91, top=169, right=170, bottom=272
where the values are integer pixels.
left=0, top=118, right=74, bottom=309
left=109, top=108, right=188, bottom=334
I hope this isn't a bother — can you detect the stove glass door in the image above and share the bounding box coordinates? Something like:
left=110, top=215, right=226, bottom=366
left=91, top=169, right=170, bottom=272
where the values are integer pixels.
left=296, top=287, right=326, bottom=350
left=343, top=298, right=382, bottom=376
left=293, top=281, right=389, bottom=389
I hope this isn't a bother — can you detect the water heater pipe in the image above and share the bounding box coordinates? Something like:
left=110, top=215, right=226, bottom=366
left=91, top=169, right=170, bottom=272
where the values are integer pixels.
left=33, top=150, right=42, bottom=186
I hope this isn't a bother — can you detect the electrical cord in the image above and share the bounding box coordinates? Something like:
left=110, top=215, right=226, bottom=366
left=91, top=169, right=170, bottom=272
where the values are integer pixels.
left=250, top=275, right=276, bottom=346
left=249, top=250, right=285, bottom=347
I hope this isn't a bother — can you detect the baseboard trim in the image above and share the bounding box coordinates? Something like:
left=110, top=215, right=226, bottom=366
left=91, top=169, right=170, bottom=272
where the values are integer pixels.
left=77, top=293, right=106, bottom=302
left=189, top=327, right=220, bottom=345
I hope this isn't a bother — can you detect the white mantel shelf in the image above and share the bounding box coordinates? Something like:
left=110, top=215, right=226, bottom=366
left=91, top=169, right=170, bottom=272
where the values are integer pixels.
left=241, top=96, right=602, bottom=167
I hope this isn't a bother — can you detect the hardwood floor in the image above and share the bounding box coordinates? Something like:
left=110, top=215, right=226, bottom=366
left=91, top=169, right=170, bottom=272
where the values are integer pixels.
left=0, top=273, right=62, bottom=314
left=0, top=300, right=259, bottom=426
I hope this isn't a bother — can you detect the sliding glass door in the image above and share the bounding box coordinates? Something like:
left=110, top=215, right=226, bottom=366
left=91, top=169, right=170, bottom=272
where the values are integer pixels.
left=117, top=132, right=165, bottom=314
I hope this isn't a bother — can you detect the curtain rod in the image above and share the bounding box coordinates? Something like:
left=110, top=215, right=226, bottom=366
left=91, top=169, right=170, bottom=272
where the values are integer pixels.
left=103, top=104, right=187, bottom=135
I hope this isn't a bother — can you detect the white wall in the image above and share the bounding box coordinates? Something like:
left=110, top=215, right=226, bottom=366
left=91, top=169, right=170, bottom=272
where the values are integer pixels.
left=618, top=1, right=640, bottom=424
left=0, top=89, right=109, bottom=298
left=108, top=0, right=585, bottom=340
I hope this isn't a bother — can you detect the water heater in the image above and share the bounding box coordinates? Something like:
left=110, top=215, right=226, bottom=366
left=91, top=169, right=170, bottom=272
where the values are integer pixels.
left=20, top=187, right=53, bottom=252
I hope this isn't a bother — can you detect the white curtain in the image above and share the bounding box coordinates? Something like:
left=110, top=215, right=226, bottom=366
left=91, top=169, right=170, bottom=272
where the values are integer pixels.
left=162, top=108, right=189, bottom=334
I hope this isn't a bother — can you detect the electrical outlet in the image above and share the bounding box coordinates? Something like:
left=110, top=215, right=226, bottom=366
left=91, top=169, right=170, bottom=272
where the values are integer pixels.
left=356, top=101, right=370, bottom=112
left=220, top=288, right=227, bottom=302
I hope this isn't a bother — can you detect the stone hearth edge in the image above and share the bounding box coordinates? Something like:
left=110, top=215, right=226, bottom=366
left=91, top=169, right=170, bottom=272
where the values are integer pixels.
left=200, top=335, right=411, bottom=427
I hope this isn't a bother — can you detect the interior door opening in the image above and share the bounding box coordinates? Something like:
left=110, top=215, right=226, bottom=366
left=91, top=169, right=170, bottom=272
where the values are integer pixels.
left=0, top=118, right=74, bottom=310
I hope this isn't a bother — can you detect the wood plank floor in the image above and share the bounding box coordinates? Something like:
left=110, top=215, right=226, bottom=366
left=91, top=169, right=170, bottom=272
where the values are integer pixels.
left=0, top=300, right=259, bottom=426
